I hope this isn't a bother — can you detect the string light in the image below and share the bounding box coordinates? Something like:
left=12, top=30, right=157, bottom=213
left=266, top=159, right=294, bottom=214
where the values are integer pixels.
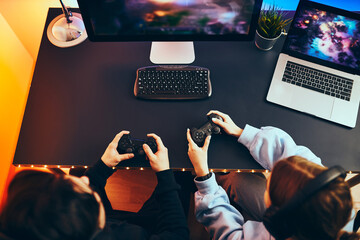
left=71, top=166, right=74, bottom=169
left=223, top=169, right=227, bottom=173
left=31, top=165, right=34, bottom=168
left=18, top=165, right=21, bottom=168
left=57, top=165, right=60, bottom=168
left=265, top=170, right=269, bottom=173
left=349, top=171, right=352, bottom=174
left=126, top=167, right=130, bottom=170
left=210, top=169, right=214, bottom=172
left=251, top=170, right=255, bottom=173
left=237, top=169, right=241, bottom=172
left=140, top=167, right=144, bottom=171
left=182, top=168, right=185, bottom=172
left=84, top=166, right=88, bottom=169
left=112, top=167, right=116, bottom=170
left=44, top=165, right=47, bottom=168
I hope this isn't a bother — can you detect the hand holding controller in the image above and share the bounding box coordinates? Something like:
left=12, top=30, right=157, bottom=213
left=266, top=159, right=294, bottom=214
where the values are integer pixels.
left=191, top=113, right=223, bottom=147
left=117, top=134, right=157, bottom=156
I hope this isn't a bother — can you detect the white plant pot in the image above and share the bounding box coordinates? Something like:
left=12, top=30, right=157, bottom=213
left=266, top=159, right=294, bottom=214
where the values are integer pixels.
left=255, top=29, right=286, bottom=51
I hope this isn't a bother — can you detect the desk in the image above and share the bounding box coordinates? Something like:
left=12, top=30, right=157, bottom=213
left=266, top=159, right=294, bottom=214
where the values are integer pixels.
left=13, top=8, right=360, bottom=170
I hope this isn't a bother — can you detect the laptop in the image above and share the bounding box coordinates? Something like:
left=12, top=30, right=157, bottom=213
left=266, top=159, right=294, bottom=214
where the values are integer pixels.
left=267, top=0, right=360, bottom=128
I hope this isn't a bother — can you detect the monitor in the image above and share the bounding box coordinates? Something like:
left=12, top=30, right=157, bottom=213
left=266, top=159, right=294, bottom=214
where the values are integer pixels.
left=77, top=0, right=263, bottom=64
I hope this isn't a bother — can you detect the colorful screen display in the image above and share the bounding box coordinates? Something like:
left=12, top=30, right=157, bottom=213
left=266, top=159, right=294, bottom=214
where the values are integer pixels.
left=88, top=0, right=256, bottom=36
left=286, top=6, right=360, bottom=70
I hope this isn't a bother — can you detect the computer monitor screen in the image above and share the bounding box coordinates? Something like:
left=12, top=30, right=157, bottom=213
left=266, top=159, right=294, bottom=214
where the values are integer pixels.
left=78, top=0, right=263, bottom=42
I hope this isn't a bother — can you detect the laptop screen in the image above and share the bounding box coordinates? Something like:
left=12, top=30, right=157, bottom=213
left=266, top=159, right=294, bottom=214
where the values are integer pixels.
left=283, top=0, right=360, bottom=73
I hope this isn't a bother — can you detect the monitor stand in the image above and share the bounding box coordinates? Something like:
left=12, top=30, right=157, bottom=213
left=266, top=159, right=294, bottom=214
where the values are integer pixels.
left=150, top=42, right=195, bottom=65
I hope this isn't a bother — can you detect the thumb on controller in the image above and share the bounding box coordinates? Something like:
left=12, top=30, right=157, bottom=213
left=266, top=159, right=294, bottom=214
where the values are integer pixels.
left=143, top=143, right=156, bottom=160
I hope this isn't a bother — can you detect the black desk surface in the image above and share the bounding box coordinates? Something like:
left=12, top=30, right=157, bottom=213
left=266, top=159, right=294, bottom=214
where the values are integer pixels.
left=13, top=8, right=360, bottom=170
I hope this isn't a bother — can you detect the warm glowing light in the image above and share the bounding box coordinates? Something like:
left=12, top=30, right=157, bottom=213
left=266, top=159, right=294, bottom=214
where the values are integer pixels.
left=112, top=167, right=116, bottom=170
left=57, top=165, right=60, bottom=168
left=251, top=170, right=255, bottom=173
left=18, top=165, right=21, bottom=168
left=210, top=169, right=214, bottom=172
left=84, top=166, right=88, bottom=169
left=223, top=169, right=227, bottom=173
left=126, top=167, right=130, bottom=170
left=265, top=170, right=269, bottom=173
left=44, top=165, right=48, bottom=168
left=150, top=0, right=175, bottom=4
left=31, top=165, right=34, bottom=168
left=71, top=166, right=74, bottom=168
left=349, top=171, right=352, bottom=174
left=182, top=168, right=185, bottom=171
left=154, top=10, right=166, bottom=17
left=140, top=167, right=144, bottom=170
left=237, top=169, right=241, bottom=172
left=312, top=15, right=319, bottom=20
left=304, top=20, right=310, bottom=24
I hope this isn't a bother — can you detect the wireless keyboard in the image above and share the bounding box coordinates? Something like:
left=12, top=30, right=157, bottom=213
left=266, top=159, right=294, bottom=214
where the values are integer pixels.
left=134, top=65, right=211, bottom=100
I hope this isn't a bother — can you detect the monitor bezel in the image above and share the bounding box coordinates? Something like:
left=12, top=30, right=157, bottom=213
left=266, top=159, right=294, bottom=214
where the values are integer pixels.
left=77, top=0, right=263, bottom=42
left=282, top=0, right=360, bottom=75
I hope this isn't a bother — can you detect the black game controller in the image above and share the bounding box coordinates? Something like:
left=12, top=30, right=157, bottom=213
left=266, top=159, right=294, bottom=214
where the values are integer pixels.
left=117, top=134, right=157, bottom=156
left=191, top=113, right=223, bottom=146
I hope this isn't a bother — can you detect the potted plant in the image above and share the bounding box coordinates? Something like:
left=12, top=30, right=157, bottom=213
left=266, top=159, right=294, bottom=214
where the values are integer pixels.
left=255, top=4, right=292, bottom=51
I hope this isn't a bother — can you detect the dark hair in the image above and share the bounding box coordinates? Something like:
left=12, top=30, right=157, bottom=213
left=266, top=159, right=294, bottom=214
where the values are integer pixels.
left=269, top=156, right=360, bottom=240
left=0, top=170, right=100, bottom=240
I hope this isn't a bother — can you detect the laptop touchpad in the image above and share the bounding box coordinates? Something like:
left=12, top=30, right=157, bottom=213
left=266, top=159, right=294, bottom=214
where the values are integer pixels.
left=290, top=87, right=334, bottom=118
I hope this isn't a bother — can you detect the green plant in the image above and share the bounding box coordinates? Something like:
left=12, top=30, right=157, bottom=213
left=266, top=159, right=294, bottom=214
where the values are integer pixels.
left=257, top=4, right=292, bottom=38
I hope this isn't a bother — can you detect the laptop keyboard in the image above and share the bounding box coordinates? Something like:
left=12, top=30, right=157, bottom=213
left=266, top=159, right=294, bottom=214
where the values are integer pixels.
left=282, top=61, right=353, bottom=101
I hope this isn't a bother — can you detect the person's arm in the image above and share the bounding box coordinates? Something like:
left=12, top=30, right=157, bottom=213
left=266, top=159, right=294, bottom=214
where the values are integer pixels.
left=144, top=134, right=189, bottom=240
left=194, top=173, right=246, bottom=240
left=208, top=110, right=322, bottom=170
left=85, top=131, right=134, bottom=213
left=187, top=129, right=245, bottom=240
left=238, top=125, right=322, bottom=170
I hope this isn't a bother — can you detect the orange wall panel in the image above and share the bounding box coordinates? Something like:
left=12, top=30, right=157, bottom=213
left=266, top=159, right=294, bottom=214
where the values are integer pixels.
left=0, top=13, right=34, bottom=204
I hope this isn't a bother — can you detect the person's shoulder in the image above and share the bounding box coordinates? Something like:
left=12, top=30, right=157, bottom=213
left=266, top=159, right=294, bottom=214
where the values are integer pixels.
left=243, top=220, right=273, bottom=240
left=94, top=220, right=148, bottom=240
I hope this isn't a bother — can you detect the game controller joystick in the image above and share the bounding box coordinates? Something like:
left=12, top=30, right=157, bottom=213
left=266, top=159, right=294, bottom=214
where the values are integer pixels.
left=117, top=134, right=157, bottom=156
left=191, top=113, right=223, bottom=146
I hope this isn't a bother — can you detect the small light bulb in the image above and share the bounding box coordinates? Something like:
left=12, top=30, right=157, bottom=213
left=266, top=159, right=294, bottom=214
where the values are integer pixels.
left=84, top=166, right=88, bottom=169
left=57, top=165, right=60, bottom=168
left=71, top=166, right=74, bottom=169
left=140, top=167, right=144, bottom=171
left=210, top=169, right=214, bottom=172
left=126, top=167, right=130, bottom=170
left=251, top=170, right=255, bottom=173
left=44, top=165, right=47, bottom=168
left=18, top=165, right=21, bottom=168
left=182, top=168, right=185, bottom=171
left=237, top=169, right=240, bottom=172
left=112, top=167, right=115, bottom=170
left=31, top=165, right=34, bottom=168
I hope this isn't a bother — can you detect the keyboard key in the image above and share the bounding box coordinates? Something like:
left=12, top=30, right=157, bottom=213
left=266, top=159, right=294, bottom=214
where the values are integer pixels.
left=135, top=66, right=211, bottom=99
left=284, top=61, right=354, bottom=100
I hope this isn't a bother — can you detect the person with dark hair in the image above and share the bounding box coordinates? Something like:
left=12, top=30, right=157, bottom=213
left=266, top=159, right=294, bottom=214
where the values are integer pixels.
left=186, top=110, right=359, bottom=240
left=0, top=131, right=189, bottom=240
